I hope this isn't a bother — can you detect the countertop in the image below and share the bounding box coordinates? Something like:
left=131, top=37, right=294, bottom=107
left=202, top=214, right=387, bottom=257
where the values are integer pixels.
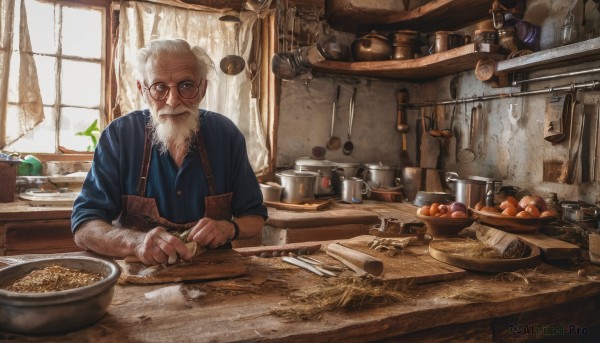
left=1, top=244, right=599, bottom=342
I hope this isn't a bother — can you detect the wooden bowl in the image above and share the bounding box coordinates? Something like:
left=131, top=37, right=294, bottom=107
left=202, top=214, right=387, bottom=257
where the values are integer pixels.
left=429, top=238, right=541, bottom=273
left=416, top=212, right=476, bottom=238
left=471, top=209, right=557, bottom=233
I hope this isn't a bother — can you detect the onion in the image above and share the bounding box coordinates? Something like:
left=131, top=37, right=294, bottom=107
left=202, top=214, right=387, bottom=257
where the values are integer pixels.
left=449, top=201, right=467, bottom=214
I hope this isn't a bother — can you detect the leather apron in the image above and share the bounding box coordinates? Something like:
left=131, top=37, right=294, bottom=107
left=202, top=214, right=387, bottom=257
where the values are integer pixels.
left=117, top=124, right=233, bottom=247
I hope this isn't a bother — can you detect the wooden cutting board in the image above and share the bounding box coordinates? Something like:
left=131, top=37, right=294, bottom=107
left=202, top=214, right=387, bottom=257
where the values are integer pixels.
left=337, top=235, right=466, bottom=283
left=267, top=208, right=380, bottom=228
left=513, top=232, right=581, bottom=260
left=117, top=249, right=246, bottom=284
left=263, top=199, right=332, bottom=211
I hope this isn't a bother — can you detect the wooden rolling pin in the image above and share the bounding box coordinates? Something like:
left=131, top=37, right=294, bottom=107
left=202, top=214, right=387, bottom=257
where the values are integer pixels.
left=326, top=243, right=383, bottom=276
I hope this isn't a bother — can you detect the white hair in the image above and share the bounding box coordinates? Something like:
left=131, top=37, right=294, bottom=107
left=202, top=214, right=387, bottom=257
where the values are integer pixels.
left=136, top=38, right=214, bottom=84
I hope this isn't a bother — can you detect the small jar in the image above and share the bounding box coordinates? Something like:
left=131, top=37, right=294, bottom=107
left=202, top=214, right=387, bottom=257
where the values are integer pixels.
left=546, top=192, right=562, bottom=218
left=498, top=27, right=520, bottom=53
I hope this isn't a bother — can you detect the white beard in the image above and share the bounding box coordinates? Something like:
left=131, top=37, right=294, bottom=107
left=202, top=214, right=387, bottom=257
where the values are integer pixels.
left=148, top=103, right=200, bottom=155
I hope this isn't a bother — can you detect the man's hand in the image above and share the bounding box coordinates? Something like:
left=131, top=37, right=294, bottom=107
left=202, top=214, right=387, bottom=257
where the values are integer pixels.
left=134, top=227, right=193, bottom=265
left=187, top=218, right=234, bottom=249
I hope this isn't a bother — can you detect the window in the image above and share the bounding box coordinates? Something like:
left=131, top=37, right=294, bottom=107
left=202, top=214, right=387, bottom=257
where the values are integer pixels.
left=4, top=0, right=105, bottom=153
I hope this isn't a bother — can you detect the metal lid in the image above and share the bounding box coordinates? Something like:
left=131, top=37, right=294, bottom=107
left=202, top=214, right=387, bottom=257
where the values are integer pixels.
left=276, top=169, right=318, bottom=178
left=335, top=162, right=361, bottom=168
left=294, top=157, right=336, bottom=167
left=363, top=162, right=397, bottom=170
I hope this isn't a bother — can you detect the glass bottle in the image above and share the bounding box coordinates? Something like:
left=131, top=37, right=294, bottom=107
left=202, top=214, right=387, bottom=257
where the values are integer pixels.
left=560, top=12, right=578, bottom=46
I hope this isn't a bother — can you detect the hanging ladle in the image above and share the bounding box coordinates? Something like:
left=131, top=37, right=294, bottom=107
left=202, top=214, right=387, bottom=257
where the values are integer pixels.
left=219, top=14, right=246, bottom=76
left=457, top=106, right=477, bottom=163
left=441, top=76, right=458, bottom=138
left=343, top=88, right=356, bottom=155
left=327, top=85, right=341, bottom=150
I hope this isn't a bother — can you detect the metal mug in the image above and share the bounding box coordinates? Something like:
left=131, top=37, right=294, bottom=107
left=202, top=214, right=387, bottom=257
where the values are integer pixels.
left=340, top=177, right=370, bottom=204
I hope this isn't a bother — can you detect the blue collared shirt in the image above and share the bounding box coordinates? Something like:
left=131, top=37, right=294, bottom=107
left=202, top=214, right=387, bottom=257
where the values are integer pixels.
left=71, top=109, right=267, bottom=231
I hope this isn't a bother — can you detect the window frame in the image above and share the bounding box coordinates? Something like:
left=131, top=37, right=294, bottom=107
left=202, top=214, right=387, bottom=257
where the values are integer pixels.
left=7, top=0, right=111, bottom=161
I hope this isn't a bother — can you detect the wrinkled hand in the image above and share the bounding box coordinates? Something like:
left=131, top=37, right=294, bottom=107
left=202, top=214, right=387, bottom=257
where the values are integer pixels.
left=187, top=218, right=233, bottom=249
left=135, top=227, right=193, bottom=265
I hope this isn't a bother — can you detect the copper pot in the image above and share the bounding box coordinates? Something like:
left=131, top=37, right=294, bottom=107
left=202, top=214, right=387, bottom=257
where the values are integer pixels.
left=352, top=31, right=393, bottom=62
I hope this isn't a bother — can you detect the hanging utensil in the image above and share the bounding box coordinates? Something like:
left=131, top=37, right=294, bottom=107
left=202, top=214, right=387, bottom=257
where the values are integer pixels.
left=594, top=101, right=600, bottom=181
left=429, top=107, right=442, bottom=137
left=343, top=88, right=357, bottom=155
left=475, top=102, right=485, bottom=159
left=327, top=85, right=341, bottom=150
left=441, top=76, right=458, bottom=138
left=559, top=95, right=583, bottom=184
left=420, top=107, right=441, bottom=169
left=396, top=90, right=412, bottom=167
left=583, top=0, right=588, bottom=28
left=457, top=106, right=477, bottom=163
left=220, top=14, right=246, bottom=76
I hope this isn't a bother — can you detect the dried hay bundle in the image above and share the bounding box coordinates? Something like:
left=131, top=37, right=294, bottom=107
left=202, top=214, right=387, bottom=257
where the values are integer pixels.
left=271, top=276, right=411, bottom=321
left=451, top=238, right=503, bottom=259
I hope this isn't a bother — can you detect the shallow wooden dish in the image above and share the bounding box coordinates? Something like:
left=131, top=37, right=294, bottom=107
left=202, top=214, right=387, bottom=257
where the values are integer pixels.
left=471, top=209, right=557, bottom=233
left=429, top=238, right=541, bottom=273
left=416, top=211, right=476, bottom=238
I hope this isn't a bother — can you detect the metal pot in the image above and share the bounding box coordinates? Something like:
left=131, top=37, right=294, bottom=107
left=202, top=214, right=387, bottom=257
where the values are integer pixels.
left=351, top=31, right=393, bottom=62
left=363, top=162, right=400, bottom=189
left=0, top=257, right=120, bottom=335
left=446, top=172, right=500, bottom=208
left=562, top=202, right=600, bottom=231
left=276, top=169, right=317, bottom=204
left=259, top=183, right=283, bottom=202
left=401, top=167, right=446, bottom=202
left=294, top=158, right=335, bottom=196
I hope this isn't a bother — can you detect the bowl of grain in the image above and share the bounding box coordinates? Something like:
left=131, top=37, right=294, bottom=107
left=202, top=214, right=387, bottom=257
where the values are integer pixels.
left=0, top=256, right=120, bottom=334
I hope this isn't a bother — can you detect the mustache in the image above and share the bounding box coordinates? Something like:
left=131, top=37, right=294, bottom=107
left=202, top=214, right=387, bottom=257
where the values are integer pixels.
left=157, top=105, right=195, bottom=117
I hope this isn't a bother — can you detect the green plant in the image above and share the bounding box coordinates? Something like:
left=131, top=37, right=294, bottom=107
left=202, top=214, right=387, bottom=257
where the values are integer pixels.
left=76, top=119, right=100, bottom=152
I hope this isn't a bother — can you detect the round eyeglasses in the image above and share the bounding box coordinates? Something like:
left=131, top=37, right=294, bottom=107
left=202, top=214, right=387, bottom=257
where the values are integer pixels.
left=143, top=80, right=201, bottom=101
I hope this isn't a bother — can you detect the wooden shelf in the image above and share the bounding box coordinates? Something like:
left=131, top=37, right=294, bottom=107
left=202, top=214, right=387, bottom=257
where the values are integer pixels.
left=325, top=0, right=492, bottom=33
left=496, top=37, right=600, bottom=74
left=312, top=43, right=506, bottom=81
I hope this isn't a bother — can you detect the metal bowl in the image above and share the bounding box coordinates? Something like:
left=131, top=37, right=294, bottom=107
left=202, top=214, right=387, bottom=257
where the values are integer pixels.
left=0, top=256, right=120, bottom=334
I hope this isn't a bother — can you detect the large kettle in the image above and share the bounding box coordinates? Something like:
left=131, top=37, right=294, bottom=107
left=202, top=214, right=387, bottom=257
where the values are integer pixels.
left=352, top=31, right=393, bottom=62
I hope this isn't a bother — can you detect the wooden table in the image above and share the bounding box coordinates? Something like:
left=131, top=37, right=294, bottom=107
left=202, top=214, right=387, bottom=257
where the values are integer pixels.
left=2, top=244, right=599, bottom=342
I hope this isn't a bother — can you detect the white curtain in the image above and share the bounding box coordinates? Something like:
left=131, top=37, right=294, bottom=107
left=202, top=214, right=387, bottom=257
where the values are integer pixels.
left=0, top=0, right=44, bottom=148
left=115, top=1, right=269, bottom=172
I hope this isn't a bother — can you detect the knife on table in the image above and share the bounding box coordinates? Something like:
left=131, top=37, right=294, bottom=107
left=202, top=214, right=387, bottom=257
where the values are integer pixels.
left=282, top=256, right=325, bottom=276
